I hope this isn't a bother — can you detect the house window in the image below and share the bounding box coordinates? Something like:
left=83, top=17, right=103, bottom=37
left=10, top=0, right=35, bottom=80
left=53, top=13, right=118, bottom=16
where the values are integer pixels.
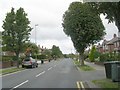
left=117, top=42, right=119, bottom=47
left=114, top=43, right=116, bottom=47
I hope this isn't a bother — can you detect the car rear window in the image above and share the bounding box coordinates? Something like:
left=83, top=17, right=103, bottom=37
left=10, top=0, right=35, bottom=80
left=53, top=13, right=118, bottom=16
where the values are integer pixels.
left=24, top=58, right=30, bottom=61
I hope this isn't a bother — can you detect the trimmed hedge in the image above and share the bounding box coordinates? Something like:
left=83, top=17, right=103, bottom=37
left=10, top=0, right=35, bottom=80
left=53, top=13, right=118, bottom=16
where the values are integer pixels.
left=2, top=56, right=25, bottom=62
left=2, top=56, right=16, bottom=61
left=99, top=53, right=120, bottom=62
left=32, top=54, right=48, bottom=60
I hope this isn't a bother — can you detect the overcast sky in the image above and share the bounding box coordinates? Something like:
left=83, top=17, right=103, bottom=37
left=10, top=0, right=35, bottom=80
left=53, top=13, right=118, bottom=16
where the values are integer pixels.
left=0, top=0, right=118, bottom=54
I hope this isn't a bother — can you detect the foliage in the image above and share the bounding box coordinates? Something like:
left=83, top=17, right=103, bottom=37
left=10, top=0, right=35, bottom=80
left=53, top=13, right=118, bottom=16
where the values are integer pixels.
left=2, top=56, right=15, bottom=61
left=68, top=53, right=75, bottom=59
left=23, top=42, right=39, bottom=56
left=92, top=79, right=119, bottom=89
left=62, top=2, right=105, bottom=65
left=2, top=8, right=32, bottom=67
left=79, top=65, right=95, bottom=71
left=89, top=46, right=100, bottom=62
left=51, top=45, right=63, bottom=59
left=89, top=46, right=96, bottom=62
left=42, top=49, right=52, bottom=59
left=1, top=67, right=25, bottom=75
left=32, top=54, right=47, bottom=60
left=63, top=54, right=69, bottom=58
left=88, top=2, right=120, bottom=31
left=99, top=53, right=120, bottom=62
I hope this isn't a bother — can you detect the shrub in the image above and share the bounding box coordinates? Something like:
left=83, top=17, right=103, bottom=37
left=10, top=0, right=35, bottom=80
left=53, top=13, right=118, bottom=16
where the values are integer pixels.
left=2, top=56, right=16, bottom=61
left=89, top=46, right=96, bottom=62
left=32, top=54, right=47, bottom=60
left=99, top=52, right=120, bottom=62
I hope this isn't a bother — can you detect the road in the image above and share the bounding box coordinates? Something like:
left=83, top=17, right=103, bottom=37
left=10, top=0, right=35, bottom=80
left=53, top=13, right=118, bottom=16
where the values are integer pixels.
left=2, top=58, right=82, bottom=89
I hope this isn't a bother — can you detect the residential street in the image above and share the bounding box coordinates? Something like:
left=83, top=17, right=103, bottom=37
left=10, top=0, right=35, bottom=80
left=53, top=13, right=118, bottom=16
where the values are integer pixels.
left=2, top=59, right=83, bottom=89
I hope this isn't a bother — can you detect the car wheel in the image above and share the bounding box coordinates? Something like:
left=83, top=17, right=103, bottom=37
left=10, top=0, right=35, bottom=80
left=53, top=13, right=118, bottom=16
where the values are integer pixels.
left=36, top=65, right=38, bottom=68
left=31, top=65, right=33, bottom=68
left=22, top=65, right=24, bottom=68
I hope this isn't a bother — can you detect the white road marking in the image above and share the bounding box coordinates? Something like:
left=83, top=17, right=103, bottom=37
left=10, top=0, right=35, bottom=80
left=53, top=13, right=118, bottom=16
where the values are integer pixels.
left=48, top=67, right=52, bottom=71
left=36, top=71, right=45, bottom=77
left=12, top=80, right=29, bottom=89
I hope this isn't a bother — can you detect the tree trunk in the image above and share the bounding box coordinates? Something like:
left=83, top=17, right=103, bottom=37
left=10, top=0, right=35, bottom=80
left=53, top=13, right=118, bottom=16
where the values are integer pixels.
left=16, top=52, right=20, bottom=68
left=79, top=53, right=84, bottom=66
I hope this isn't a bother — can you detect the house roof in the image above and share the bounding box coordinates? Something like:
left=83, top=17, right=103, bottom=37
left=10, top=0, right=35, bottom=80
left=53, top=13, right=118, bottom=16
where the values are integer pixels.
left=107, top=37, right=120, bottom=45
left=102, top=40, right=109, bottom=46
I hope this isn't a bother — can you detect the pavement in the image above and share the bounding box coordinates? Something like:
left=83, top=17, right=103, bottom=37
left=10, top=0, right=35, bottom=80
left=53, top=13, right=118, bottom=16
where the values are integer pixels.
left=0, top=58, right=106, bottom=89
left=76, top=61, right=106, bottom=89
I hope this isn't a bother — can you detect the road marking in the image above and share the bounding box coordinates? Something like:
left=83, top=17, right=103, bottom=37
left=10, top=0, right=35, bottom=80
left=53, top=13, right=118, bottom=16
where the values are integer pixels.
left=36, top=71, right=45, bottom=77
left=76, top=81, right=85, bottom=90
left=80, top=81, right=85, bottom=88
left=11, top=80, right=29, bottom=89
left=76, top=81, right=80, bottom=90
left=48, top=67, right=52, bottom=71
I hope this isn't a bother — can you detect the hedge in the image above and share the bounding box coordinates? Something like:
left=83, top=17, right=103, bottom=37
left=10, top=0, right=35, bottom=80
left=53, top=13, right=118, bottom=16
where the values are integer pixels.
left=99, top=53, right=120, bottom=62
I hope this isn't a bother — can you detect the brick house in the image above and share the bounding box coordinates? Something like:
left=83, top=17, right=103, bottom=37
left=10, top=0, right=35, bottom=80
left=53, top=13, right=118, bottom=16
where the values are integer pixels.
left=97, top=34, right=120, bottom=53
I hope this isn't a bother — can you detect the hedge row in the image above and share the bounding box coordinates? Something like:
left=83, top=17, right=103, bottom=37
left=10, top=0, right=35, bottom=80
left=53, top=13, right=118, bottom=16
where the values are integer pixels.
left=99, top=53, right=120, bottom=62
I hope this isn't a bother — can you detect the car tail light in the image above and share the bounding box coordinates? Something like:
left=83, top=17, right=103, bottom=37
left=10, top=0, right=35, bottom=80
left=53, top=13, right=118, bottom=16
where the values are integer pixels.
left=30, top=60, right=32, bottom=64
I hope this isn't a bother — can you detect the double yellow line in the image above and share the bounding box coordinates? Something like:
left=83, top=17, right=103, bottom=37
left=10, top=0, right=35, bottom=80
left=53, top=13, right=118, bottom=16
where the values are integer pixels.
left=76, top=81, right=85, bottom=90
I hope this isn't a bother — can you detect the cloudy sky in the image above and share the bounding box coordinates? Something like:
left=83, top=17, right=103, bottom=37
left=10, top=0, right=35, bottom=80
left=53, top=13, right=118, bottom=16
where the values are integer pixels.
left=0, top=0, right=118, bottom=54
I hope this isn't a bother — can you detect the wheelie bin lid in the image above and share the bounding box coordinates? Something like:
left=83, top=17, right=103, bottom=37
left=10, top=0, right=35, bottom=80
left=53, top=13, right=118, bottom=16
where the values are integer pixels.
left=104, top=61, right=120, bottom=64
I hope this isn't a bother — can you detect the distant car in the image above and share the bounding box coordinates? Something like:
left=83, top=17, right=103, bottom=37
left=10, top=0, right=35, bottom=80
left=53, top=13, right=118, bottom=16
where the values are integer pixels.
left=22, top=57, right=38, bottom=68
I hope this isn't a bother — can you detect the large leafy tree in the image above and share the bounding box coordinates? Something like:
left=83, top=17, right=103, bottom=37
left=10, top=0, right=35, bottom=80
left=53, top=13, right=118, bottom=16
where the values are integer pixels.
left=2, top=8, right=32, bottom=68
left=62, top=2, right=105, bottom=65
left=88, top=2, right=120, bottom=33
left=51, top=45, right=63, bottom=59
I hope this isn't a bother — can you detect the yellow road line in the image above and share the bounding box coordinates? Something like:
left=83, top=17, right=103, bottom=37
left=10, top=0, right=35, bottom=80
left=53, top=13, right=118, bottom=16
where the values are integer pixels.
left=76, top=81, right=81, bottom=90
left=80, top=81, right=85, bottom=88
left=76, top=81, right=85, bottom=90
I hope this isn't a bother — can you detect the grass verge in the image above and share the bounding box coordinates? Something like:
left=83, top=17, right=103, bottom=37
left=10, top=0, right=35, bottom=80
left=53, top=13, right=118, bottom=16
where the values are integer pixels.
left=73, top=60, right=95, bottom=71
left=0, top=67, right=25, bottom=75
left=92, top=79, right=119, bottom=90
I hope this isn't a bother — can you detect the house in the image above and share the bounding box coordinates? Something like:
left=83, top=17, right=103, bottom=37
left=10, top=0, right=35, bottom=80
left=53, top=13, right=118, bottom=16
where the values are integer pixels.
left=97, top=34, right=120, bottom=53
left=96, top=43, right=104, bottom=53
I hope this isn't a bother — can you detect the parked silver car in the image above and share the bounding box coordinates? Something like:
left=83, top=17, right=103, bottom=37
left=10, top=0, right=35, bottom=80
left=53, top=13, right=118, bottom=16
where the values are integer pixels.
left=22, top=57, right=38, bottom=68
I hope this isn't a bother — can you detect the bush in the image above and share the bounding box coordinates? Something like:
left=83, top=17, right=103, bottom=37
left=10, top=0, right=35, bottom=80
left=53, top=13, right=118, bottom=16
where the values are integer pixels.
left=89, top=46, right=100, bottom=62
left=32, top=54, right=47, bottom=60
left=99, top=52, right=120, bottom=62
left=2, top=56, right=16, bottom=61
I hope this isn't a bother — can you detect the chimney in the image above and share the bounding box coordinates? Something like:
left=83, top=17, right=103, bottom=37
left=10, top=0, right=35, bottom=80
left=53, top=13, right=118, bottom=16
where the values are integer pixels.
left=113, top=34, right=117, bottom=38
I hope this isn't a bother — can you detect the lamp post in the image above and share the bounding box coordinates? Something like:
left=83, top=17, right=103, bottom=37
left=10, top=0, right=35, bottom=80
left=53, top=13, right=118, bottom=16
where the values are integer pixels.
left=35, top=24, right=39, bottom=45
left=35, top=24, right=38, bottom=60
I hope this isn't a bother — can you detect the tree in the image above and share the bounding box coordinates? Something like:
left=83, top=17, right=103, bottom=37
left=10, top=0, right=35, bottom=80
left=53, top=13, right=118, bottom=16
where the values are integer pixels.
left=51, top=45, right=63, bottom=59
left=42, top=49, right=52, bottom=59
left=88, top=2, right=120, bottom=32
left=24, top=42, right=39, bottom=56
left=89, top=45, right=96, bottom=62
left=62, top=2, right=105, bottom=65
left=2, top=8, right=32, bottom=68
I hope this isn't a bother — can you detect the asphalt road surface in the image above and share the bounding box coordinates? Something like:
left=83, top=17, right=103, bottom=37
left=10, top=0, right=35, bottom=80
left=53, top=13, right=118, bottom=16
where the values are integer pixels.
left=2, top=58, right=82, bottom=89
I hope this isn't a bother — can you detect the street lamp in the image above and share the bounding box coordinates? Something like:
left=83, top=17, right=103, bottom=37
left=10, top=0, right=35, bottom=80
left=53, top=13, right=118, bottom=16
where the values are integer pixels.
left=35, top=24, right=39, bottom=45
left=35, top=24, right=38, bottom=60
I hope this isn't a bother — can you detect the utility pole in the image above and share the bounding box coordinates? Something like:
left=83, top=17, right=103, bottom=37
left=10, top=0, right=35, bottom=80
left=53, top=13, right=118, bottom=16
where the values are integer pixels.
left=35, top=24, right=38, bottom=45
left=35, top=24, right=38, bottom=60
